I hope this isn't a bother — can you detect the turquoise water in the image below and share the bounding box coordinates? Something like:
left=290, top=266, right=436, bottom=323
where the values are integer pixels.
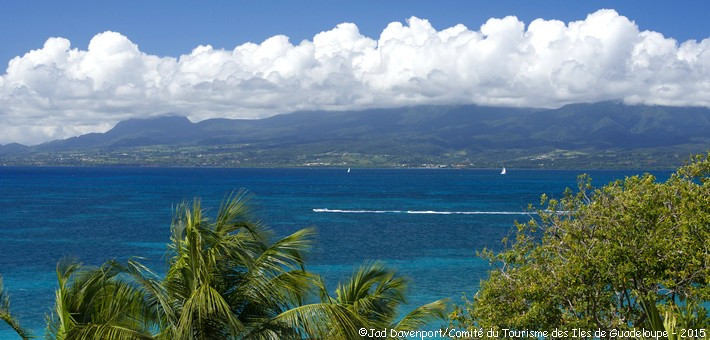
left=0, top=167, right=670, bottom=337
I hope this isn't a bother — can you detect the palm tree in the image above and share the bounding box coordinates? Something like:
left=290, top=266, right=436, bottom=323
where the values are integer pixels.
left=0, top=275, right=31, bottom=340
left=45, top=191, right=359, bottom=339
left=44, top=191, right=445, bottom=339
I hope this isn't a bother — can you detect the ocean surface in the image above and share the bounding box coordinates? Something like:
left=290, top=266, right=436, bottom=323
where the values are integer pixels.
left=0, top=167, right=671, bottom=338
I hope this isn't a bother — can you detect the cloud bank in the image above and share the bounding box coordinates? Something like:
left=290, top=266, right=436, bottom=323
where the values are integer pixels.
left=2, top=9, right=709, bottom=145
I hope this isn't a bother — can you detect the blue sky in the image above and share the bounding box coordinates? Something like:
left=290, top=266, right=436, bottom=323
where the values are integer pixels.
left=3, top=0, right=708, bottom=63
left=2, top=1, right=709, bottom=145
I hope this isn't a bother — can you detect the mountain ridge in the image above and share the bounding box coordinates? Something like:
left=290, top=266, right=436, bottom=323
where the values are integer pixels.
left=2, top=102, right=708, bottom=168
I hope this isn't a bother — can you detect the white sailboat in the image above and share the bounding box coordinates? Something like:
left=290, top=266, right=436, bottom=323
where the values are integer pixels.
left=500, top=167, right=507, bottom=175
left=347, top=167, right=351, bottom=173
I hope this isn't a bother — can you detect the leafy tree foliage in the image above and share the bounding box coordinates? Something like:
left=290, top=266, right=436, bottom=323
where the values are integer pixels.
left=450, top=153, right=710, bottom=336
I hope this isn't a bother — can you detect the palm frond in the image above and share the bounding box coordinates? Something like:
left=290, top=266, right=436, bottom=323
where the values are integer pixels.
left=176, top=285, right=244, bottom=339
left=267, top=303, right=366, bottom=339
left=46, top=257, right=82, bottom=339
left=0, top=276, right=32, bottom=340
left=114, top=258, right=177, bottom=326
left=214, top=190, right=268, bottom=238
left=67, top=323, right=155, bottom=340
left=46, top=258, right=161, bottom=339
left=335, top=262, right=409, bottom=326
left=247, top=228, right=314, bottom=279
left=392, top=299, right=449, bottom=333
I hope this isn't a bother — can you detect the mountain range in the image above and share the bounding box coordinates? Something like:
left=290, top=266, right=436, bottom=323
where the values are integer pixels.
left=2, top=101, right=708, bottom=168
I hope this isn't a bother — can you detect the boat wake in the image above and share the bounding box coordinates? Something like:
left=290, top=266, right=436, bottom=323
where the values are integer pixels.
left=312, top=208, right=532, bottom=215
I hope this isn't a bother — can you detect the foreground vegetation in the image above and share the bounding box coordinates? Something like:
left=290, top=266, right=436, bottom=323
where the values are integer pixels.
left=2, top=192, right=446, bottom=339
left=451, top=153, right=709, bottom=338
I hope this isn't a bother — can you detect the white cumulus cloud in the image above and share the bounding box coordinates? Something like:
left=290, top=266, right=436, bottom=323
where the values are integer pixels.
left=1, top=9, right=709, bottom=145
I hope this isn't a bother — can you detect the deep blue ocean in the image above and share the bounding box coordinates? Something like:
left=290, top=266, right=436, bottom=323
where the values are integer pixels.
left=0, top=167, right=671, bottom=338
